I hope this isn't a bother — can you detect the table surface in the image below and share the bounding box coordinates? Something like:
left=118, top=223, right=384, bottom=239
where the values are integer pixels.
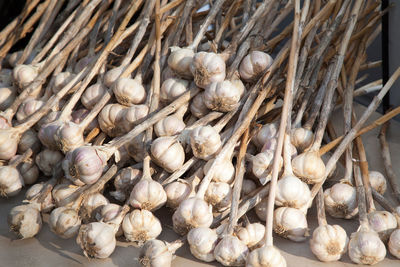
left=1, top=104, right=400, bottom=267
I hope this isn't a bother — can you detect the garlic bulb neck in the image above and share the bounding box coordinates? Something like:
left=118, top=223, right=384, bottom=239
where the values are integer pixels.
left=214, top=235, right=249, bottom=266
left=246, top=245, right=287, bottom=267
left=310, top=224, right=348, bottom=262
left=188, top=227, right=219, bottom=262
left=122, top=209, right=162, bottom=244
left=348, top=227, right=386, bottom=265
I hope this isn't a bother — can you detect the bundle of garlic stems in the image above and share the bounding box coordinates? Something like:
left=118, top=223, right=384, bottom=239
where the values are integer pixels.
left=1, top=0, right=400, bottom=265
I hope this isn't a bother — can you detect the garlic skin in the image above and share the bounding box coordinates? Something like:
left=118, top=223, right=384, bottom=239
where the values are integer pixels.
left=190, top=92, right=209, bottom=118
left=0, top=116, right=11, bottom=129
left=236, top=223, right=265, bottom=249
left=252, top=151, right=282, bottom=185
left=35, top=149, right=63, bottom=176
left=168, top=46, right=195, bottom=79
left=324, top=182, right=358, bottom=219
left=122, top=209, right=162, bottom=243
left=18, top=159, right=39, bottom=185
left=16, top=98, right=44, bottom=122
left=292, top=151, right=325, bottom=184
left=54, top=121, right=85, bottom=153
left=139, top=240, right=175, bottom=267
left=0, top=166, right=24, bottom=197
left=161, top=77, right=189, bottom=103
left=273, top=207, right=308, bottom=242
left=81, top=193, right=109, bottom=222
left=290, top=127, right=314, bottom=152
left=49, top=207, right=81, bottom=239
left=52, top=183, right=79, bottom=207
left=18, top=129, right=41, bottom=154
left=275, top=175, right=311, bottom=210
left=389, top=229, right=400, bottom=259
left=103, top=66, right=123, bottom=88
left=190, top=125, right=222, bottom=160
left=203, top=80, right=241, bottom=112
left=205, top=182, right=232, bottom=211
left=98, top=103, right=125, bottom=137
left=188, top=227, right=218, bottom=262
left=8, top=204, right=42, bottom=239
left=255, top=199, right=268, bottom=221
left=110, top=167, right=141, bottom=201
left=25, top=183, right=54, bottom=212
left=246, top=245, right=287, bottom=267
left=165, top=180, right=192, bottom=209
left=191, top=52, right=226, bottom=89
left=81, top=83, right=107, bottom=109
left=172, top=197, right=214, bottom=235
left=367, top=211, right=397, bottom=242
left=253, top=123, right=279, bottom=148
left=242, top=179, right=256, bottom=196
left=204, top=158, right=235, bottom=184
left=348, top=228, right=386, bottom=265
left=53, top=71, right=76, bottom=93
left=113, top=77, right=147, bottom=106
left=310, top=224, right=348, bottom=262
left=13, top=64, right=38, bottom=88
left=128, top=179, right=167, bottom=211
left=38, top=121, right=62, bottom=150
left=214, top=235, right=249, bottom=266
left=151, top=136, right=185, bottom=173
left=154, top=115, right=186, bottom=137
left=239, top=51, right=273, bottom=81
left=0, top=84, right=16, bottom=110
left=118, top=105, right=149, bottom=133
left=369, top=171, right=387, bottom=195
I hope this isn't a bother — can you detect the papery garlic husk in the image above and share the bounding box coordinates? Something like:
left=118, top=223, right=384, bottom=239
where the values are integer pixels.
left=242, top=179, right=256, bottom=197
left=35, top=149, right=63, bottom=176
left=139, top=239, right=177, bottom=267
left=13, top=64, right=38, bottom=88
left=290, top=127, right=314, bottom=152
left=53, top=71, right=76, bottom=94
left=367, top=211, right=397, bottom=242
left=0, top=116, right=11, bottom=129
left=292, top=151, right=325, bottom=184
left=239, top=51, right=273, bottom=81
left=172, top=197, right=214, bottom=235
left=236, top=223, right=265, bottom=249
left=190, top=125, right=222, bottom=160
left=190, top=52, right=226, bottom=89
left=205, top=182, right=232, bottom=211
left=128, top=179, right=167, bottom=211
left=261, top=138, right=297, bottom=160
left=18, top=159, right=39, bottom=185
left=369, top=171, right=387, bottom=195
left=190, top=92, right=210, bottom=118
left=110, top=167, right=141, bottom=201
left=246, top=245, right=287, bottom=267
left=188, top=227, right=219, bottom=262
left=103, top=66, right=123, bottom=88
left=255, top=198, right=268, bottom=221
left=49, top=206, right=81, bottom=238
left=154, top=114, right=186, bottom=137
left=168, top=47, right=195, bottom=79
left=214, top=235, right=249, bottom=266
left=203, top=80, right=241, bottom=112
left=0, top=84, right=16, bottom=110
left=252, top=122, right=279, bottom=148
left=16, top=98, right=44, bottom=122
left=151, top=136, right=185, bottom=173
left=81, top=193, right=109, bottom=222
left=252, top=151, right=282, bottom=185
left=324, top=182, right=358, bottom=219
left=122, top=209, right=162, bottom=244
left=389, top=229, right=400, bottom=259
left=18, top=129, right=41, bottom=154
left=275, top=175, right=311, bottom=210
left=8, top=203, right=42, bottom=239
left=113, top=77, right=147, bottom=106
left=25, top=182, right=54, bottom=212
left=81, top=83, right=107, bottom=109
left=161, top=77, right=189, bottom=103
left=273, top=207, right=308, bottom=242
left=165, top=179, right=193, bottom=209
left=348, top=227, right=386, bottom=265
left=309, top=224, right=348, bottom=262
left=204, top=158, right=235, bottom=184
left=52, top=183, right=79, bottom=207
left=0, top=165, right=24, bottom=197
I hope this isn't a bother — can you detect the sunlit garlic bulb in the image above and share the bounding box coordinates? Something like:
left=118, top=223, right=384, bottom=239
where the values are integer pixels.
left=275, top=175, right=311, bottom=210
left=52, top=183, right=79, bottom=207
left=310, top=224, right=348, bottom=262
left=205, top=182, right=232, bottom=211
left=13, top=64, right=38, bottom=88
left=18, top=159, right=39, bottom=185
left=16, top=98, right=44, bottom=122
left=8, top=204, right=41, bottom=239
left=236, top=222, right=265, bottom=249
left=367, top=211, right=397, bottom=242
left=369, top=171, right=387, bottom=195
left=252, top=151, right=282, bottom=185
left=190, top=92, right=209, bottom=118
left=122, top=209, right=162, bottom=244
left=154, top=114, right=185, bottom=137
left=290, top=127, right=314, bottom=152
left=25, top=182, right=54, bottom=212
left=161, top=77, right=189, bottom=103
left=0, top=165, right=24, bottom=197
left=190, top=125, right=221, bottom=160
left=129, top=179, right=167, bottom=211
left=118, top=104, right=149, bottom=133
left=98, top=103, right=125, bottom=137
left=214, top=235, right=249, bottom=266
left=81, top=193, right=109, bottom=222
left=255, top=198, right=268, bottom=221
left=389, top=229, right=400, bottom=259
left=203, top=80, right=241, bottom=112
left=113, top=77, right=146, bottom=106
left=110, top=167, right=141, bottom=202
left=324, top=182, right=358, bottom=219
left=18, top=129, right=41, bottom=154
left=168, top=47, right=195, bottom=79
left=165, top=178, right=197, bottom=209
left=81, top=83, right=106, bottom=109
left=348, top=228, right=386, bottom=265
left=191, top=52, right=226, bottom=89
left=0, top=84, right=16, bottom=110
left=188, top=227, right=218, bottom=262
left=53, top=71, right=76, bottom=93
left=139, top=239, right=179, bottom=267
left=239, top=51, right=273, bottom=81
left=0, top=128, right=20, bottom=160
left=252, top=123, right=279, bottom=148
left=151, top=136, right=185, bottom=173
left=274, top=207, right=308, bottom=242
left=246, top=245, right=287, bottom=267
left=49, top=206, right=81, bottom=238
left=35, top=149, right=63, bottom=176
left=204, top=158, right=235, bottom=184
left=103, top=66, right=123, bottom=88
left=292, top=151, right=325, bottom=184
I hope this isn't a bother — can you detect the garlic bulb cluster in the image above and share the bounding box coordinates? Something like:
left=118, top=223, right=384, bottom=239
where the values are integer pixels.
left=236, top=222, right=265, bottom=249
left=154, top=114, right=186, bottom=137
left=190, top=92, right=209, bottom=118
left=191, top=52, right=226, bottom=88
left=53, top=71, right=76, bottom=93
left=292, top=151, right=325, bottom=184
left=275, top=175, right=311, bottom=210
left=81, top=83, right=107, bottom=109
left=290, top=127, right=314, bottom=152
left=18, top=159, right=39, bottom=185
left=203, top=80, right=242, bottom=112
left=369, top=171, right=387, bottom=195
left=190, top=125, right=221, bottom=160
left=273, top=207, right=308, bottom=242
left=161, top=77, right=189, bottom=103
left=239, top=51, right=273, bottom=81
left=324, top=182, right=358, bottom=219
left=0, top=165, right=24, bottom=197
left=128, top=179, right=167, bottom=211
left=348, top=228, right=386, bottom=265
left=0, top=84, right=16, bottom=110
left=151, top=136, right=185, bottom=173
left=13, top=64, right=38, bottom=88
left=205, top=181, right=232, bottom=211
left=122, top=209, right=162, bottom=243
left=188, top=227, right=219, bottom=262
left=8, top=204, right=42, bottom=239
left=389, top=229, right=400, bottom=259
left=35, top=149, right=63, bottom=176
left=110, top=167, right=141, bottom=201
left=246, top=245, right=287, bottom=267
left=214, top=235, right=249, bottom=266
left=367, top=211, right=397, bottom=242
left=16, top=98, right=44, bottom=122
left=112, top=77, right=146, bottom=106
left=168, top=47, right=194, bottom=79
left=204, top=158, right=235, bottom=184
left=25, top=182, right=54, bottom=212
left=49, top=206, right=81, bottom=238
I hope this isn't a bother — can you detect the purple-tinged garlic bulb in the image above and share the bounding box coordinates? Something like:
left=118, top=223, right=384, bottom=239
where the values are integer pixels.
left=252, top=123, right=279, bottom=148
left=122, top=209, right=162, bottom=244
left=80, top=193, right=109, bottom=222
left=190, top=125, right=221, bottom=160
left=255, top=198, right=268, bottom=221
left=310, top=224, right=348, bottom=262
left=204, top=158, right=235, bottom=184
left=103, top=66, right=123, bottom=88
left=389, top=229, right=400, bottom=259
left=236, top=222, right=265, bottom=249
left=242, top=179, right=256, bottom=196
left=53, top=71, right=76, bottom=93
left=190, top=92, right=209, bottom=118
left=25, top=182, right=54, bottom=212
left=203, top=80, right=242, bottom=112
left=292, top=151, right=325, bottom=184
left=0, top=84, right=16, bottom=110
left=18, top=129, right=41, bottom=154
left=188, top=227, right=219, bottom=262
left=54, top=121, right=85, bottom=153
left=139, top=239, right=183, bottom=267
left=81, top=83, right=107, bottom=109
left=110, top=167, right=141, bottom=201
left=348, top=227, right=386, bottom=265
left=8, top=203, right=42, bottom=239
left=369, top=171, right=387, bottom=195
left=49, top=206, right=81, bottom=239
left=161, top=77, right=189, bottom=103
left=18, top=159, right=39, bottom=185
left=168, top=47, right=195, bottom=79
left=205, top=182, right=232, bottom=211
left=275, top=175, right=311, bottom=210
left=367, top=210, right=397, bottom=242
left=0, top=165, right=24, bottom=197
left=290, top=127, right=314, bottom=152
left=246, top=245, right=287, bottom=267
left=191, top=52, right=226, bottom=89
left=129, top=179, right=167, bottom=211
left=113, top=77, right=146, bottom=106
left=35, top=149, right=63, bottom=176
left=273, top=207, right=308, bottom=242
left=214, top=235, right=249, bottom=266
left=239, top=51, right=273, bottom=81
left=38, top=121, right=63, bottom=150
left=151, top=136, right=185, bottom=173
left=52, top=183, right=79, bottom=207
left=324, top=182, right=358, bottom=219
left=16, top=98, right=44, bottom=122
left=154, top=114, right=185, bottom=137
left=13, top=64, right=38, bottom=88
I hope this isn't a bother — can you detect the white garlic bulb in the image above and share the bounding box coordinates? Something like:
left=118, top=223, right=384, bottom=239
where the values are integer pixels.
left=113, top=77, right=146, bottom=106
left=252, top=151, right=282, bottom=185
left=253, top=123, right=279, bottom=148
left=110, top=167, right=141, bottom=201
left=140, top=239, right=178, bottom=267
left=122, top=209, right=162, bottom=243
left=52, top=183, right=79, bottom=207
left=369, top=171, right=387, bottom=195
left=16, top=98, right=44, bottom=122
left=246, top=245, right=287, bottom=267
left=242, top=179, right=256, bottom=196
left=35, top=149, right=63, bottom=176
left=98, top=103, right=125, bottom=137
left=0, top=84, right=16, bottom=110
left=96, top=204, right=124, bottom=237
left=25, top=182, right=54, bottom=212
left=389, top=229, right=400, bottom=259
left=203, top=80, right=241, bottom=112
left=81, top=83, right=106, bottom=109
left=103, top=66, right=123, bottom=88
left=290, top=127, right=314, bottom=152
left=151, top=136, right=185, bottom=173
left=165, top=178, right=196, bottom=209
left=273, top=207, right=308, bottom=242
left=188, top=227, right=219, bottom=262
left=190, top=125, right=222, bottom=160
left=275, top=175, right=311, bottom=210
left=8, top=204, right=42, bottom=239
left=239, top=51, right=273, bottom=81
left=190, top=92, right=209, bottom=118
left=53, top=71, right=76, bottom=93
left=154, top=114, right=186, bottom=137
left=18, top=129, right=41, bottom=154
left=309, top=224, right=348, bottom=262
left=292, top=151, right=325, bottom=184
left=13, top=64, right=38, bottom=88
left=118, top=104, right=149, bottom=133
left=18, top=159, right=39, bottom=185
left=204, top=158, right=235, bottom=184
left=129, top=179, right=167, bottom=211
left=348, top=228, right=386, bottom=265
left=161, top=77, right=189, bottom=103
left=0, top=165, right=24, bottom=197
left=236, top=222, right=265, bottom=249
left=255, top=198, right=268, bottom=221
left=81, top=193, right=109, bottom=222
left=168, top=46, right=195, bottom=79
left=191, top=52, right=226, bottom=88
left=367, top=211, right=397, bottom=242
left=214, top=235, right=249, bottom=266
left=324, top=182, right=358, bottom=219
left=49, top=206, right=81, bottom=238
left=205, top=182, right=232, bottom=211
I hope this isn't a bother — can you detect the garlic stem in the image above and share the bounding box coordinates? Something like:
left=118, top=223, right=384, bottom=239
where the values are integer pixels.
left=316, top=187, right=327, bottom=226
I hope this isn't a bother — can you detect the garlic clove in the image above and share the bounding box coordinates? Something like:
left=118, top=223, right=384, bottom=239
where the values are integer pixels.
left=35, top=149, right=63, bottom=176
left=151, top=136, right=185, bottom=173
left=190, top=52, right=226, bottom=89
left=188, top=227, right=219, bottom=262
left=275, top=175, right=311, bottom=210
left=168, top=46, right=195, bottom=79
left=128, top=179, right=167, bottom=211
left=273, top=207, right=308, bottom=242
left=205, top=181, right=232, bottom=211
left=367, top=211, right=397, bottom=242
left=161, top=77, right=189, bottom=103
left=122, top=209, right=162, bottom=244
left=190, top=125, right=222, bottom=160
left=214, top=235, right=249, bottom=266
left=204, top=158, right=235, bottom=184
left=8, top=204, right=42, bottom=239
left=113, top=77, right=147, bottom=106
left=290, top=127, right=314, bottom=152
left=236, top=222, right=265, bottom=249
left=239, top=51, right=273, bottom=81
left=49, top=207, right=81, bottom=239
left=0, top=165, right=24, bottom=197
left=154, top=114, right=186, bottom=137
left=81, top=83, right=107, bottom=109
left=389, top=229, right=400, bottom=259
left=368, top=171, right=387, bottom=195
left=246, top=245, right=287, bottom=267
left=292, top=151, right=325, bottom=184
left=324, top=182, right=358, bottom=219
left=348, top=228, right=386, bottom=265
left=203, top=80, right=241, bottom=112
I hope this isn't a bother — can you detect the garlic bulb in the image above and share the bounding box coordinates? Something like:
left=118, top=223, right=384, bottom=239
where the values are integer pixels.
left=242, top=179, right=256, bottom=196
left=290, top=127, right=314, bottom=152
left=273, top=207, right=308, bottom=242
left=0, top=128, right=20, bottom=159
left=117, top=104, right=149, bottom=133
left=252, top=151, right=282, bottom=185
left=236, top=222, right=265, bottom=249
left=18, top=129, right=41, bottom=154
left=204, top=158, right=235, bottom=184
left=18, top=159, right=39, bottom=185
left=214, top=235, right=249, bottom=266
left=324, top=182, right=358, bottom=219
left=0, top=165, right=24, bottom=197
left=81, top=193, right=109, bottom=222
left=151, top=136, right=185, bottom=173
left=113, top=77, right=147, bottom=106
left=0, top=116, right=10, bottom=129
left=348, top=228, right=386, bottom=265
left=261, top=138, right=297, bottom=159
left=128, top=179, right=167, bottom=211
left=239, top=51, right=273, bottom=81
left=53, top=71, right=76, bottom=93
left=16, top=98, right=44, bottom=122
left=168, top=46, right=195, bottom=79
left=253, top=123, right=279, bottom=148
left=369, top=171, right=387, bottom=195
left=165, top=179, right=195, bottom=209
left=172, top=197, right=214, bottom=235
left=35, top=149, right=63, bottom=176
left=0, top=84, right=16, bottom=110
left=25, top=182, right=54, bottom=212
left=309, top=224, right=348, bottom=262
left=103, top=66, right=123, bottom=87
left=203, top=80, right=242, bottom=112
left=389, top=229, right=400, bottom=259
left=122, top=209, right=162, bottom=243
left=52, top=183, right=79, bottom=207
left=292, top=151, right=325, bottom=184
left=13, top=64, right=38, bottom=88
left=110, top=167, right=141, bottom=201
left=161, top=77, right=189, bottom=103
left=190, top=92, right=209, bottom=118
left=81, top=83, right=107, bottom=109
left=98, top=103, right=125, bottom=136
left=8, top=204, right=42, bottom=239
left=191, top=52, right=226, bottom=88
left=246, top=245, right=287, bottom=267
left=154, top=114, right=186, bottom=137
left=190, top=125, right=222, bottom=160
left=367, top=211, right=397, bottom=242
left=255, top=198, right=268, bottom=221
left=275, top=175, right=311, bottom=210
left=54, top=121, right=85, bottom=153
left=188, top=227, right=219, bottom=262
left=49, top=206, right=81, bottom=238
left=139, top=239, right=178, bottom=267
left=205, top=182, right=232, bottom=211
